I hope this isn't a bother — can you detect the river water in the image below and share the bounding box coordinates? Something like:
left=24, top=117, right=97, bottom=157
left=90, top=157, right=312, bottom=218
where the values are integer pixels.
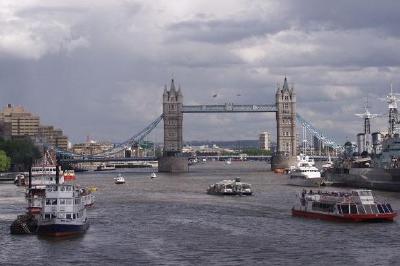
left=1, top=161, right=400, bottom=265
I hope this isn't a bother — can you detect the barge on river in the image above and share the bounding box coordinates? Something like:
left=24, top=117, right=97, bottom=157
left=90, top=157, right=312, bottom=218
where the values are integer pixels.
left=292, top=189, right=396, bottom=222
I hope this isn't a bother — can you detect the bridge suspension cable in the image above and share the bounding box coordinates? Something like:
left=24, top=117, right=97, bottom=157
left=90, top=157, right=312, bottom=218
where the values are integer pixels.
left=55, top=114, right=164, bottom=159
left=296, top=114, right=342, bottom=152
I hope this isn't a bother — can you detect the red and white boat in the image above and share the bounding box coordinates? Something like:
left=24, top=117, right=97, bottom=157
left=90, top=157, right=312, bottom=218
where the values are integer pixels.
left=63, top=170, right=76, bottom=181
left=292, top=189, right=397, bottom=222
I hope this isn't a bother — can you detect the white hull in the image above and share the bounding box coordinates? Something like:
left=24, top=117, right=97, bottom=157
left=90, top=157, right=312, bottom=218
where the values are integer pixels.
left=288, top=177, right=322, bottom=187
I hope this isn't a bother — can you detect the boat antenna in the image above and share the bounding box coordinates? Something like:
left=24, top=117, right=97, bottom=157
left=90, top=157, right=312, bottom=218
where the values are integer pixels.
left=55, top=157, right=60, bottom=185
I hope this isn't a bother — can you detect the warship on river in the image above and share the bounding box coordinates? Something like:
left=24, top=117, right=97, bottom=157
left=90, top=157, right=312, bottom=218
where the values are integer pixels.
left=325, top=86, right=400, bottom=191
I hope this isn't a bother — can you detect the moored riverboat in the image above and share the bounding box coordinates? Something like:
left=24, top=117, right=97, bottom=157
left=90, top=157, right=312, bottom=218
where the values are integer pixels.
left=288, top=155, right=322, bottom=187
left=36, top=184, right=89, bottom=237
left=292, top=189, right=396, bottom=222
left=63, top=170, right=76, bottom=181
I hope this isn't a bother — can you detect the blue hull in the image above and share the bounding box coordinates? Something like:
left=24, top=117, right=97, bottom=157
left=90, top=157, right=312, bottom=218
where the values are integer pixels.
left=37, top=222, right=89, bottom=237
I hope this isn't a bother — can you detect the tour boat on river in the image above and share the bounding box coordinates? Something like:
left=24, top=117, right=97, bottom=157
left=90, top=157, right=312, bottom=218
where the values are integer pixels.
left=207, top=177, right=252, bottom=195
left=36, top=184, right=89, bottom=237
left=292, top=189, right=397, bottom=222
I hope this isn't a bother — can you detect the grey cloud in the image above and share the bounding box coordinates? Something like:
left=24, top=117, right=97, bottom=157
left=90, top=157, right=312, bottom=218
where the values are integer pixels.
left=285, top=0, right=400, bottom=35
left=0, top=1, right=399, bottom=145
left=166, top=18, right=289, bottom=44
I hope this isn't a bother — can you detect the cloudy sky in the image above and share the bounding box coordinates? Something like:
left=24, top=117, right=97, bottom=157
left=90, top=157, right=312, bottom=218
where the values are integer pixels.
left=0, top=0, right=399, bottom=145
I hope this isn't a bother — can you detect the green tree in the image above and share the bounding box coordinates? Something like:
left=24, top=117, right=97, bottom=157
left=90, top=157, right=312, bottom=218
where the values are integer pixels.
left=241, top=148, right=272, bottom=156
left=0, top=138, right=42, bottom=170
left=0, top=150, right=11, bottom=171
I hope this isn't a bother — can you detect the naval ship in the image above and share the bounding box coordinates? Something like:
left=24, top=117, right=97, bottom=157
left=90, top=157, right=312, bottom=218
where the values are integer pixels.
left=325, top=86, right=400, bottom=191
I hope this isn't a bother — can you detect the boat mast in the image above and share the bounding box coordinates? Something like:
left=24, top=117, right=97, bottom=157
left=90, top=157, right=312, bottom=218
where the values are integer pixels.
left=355, top=97, right=379, bottom=154
left=386, top=84, right=400, bottom=136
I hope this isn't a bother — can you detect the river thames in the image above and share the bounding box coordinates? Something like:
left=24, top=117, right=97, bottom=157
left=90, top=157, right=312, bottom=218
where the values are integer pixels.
left=1, top=161, right=400, bottom=265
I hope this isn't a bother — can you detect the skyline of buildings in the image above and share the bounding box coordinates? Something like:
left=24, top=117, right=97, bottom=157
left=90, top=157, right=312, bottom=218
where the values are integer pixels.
left=0, top=104, right=69, bottom=150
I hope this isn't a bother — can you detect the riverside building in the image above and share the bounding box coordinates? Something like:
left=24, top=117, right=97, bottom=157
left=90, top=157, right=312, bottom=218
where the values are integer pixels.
left=0, top=104, right=69, bottom=150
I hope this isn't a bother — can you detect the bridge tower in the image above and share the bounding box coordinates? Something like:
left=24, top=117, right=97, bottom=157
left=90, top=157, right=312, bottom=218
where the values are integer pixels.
left=162, top=79, right=183, bottom=155
left=272, top=77, right=297, bottom=170
left=159, top=79, right=188, bottom=172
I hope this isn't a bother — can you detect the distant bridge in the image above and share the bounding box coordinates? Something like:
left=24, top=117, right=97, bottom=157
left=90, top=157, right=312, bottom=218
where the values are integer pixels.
left=59, top=157, right=157, bottom=163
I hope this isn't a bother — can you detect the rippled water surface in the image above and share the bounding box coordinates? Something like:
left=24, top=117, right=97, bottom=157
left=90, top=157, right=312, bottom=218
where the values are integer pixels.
left=1, top=161, right=400, bottom=265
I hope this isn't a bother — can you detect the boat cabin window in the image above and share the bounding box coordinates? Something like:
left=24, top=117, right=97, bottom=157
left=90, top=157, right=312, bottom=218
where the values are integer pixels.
left=381, top=204, right=393, bottom=213
left=358, top=191, right=372, bottom=197
left=312, top=202, right=334, bottom=212
left=44, top=213, right=51, bottom=219
left=45, top=199, right=57, bottom=205
left=66, top=213, right=72, bottom=219
left=341, top=204, right=349, bottom=214
left=47, top=186, right=58, bottom=192
left=370, top=205, right=379, bottom=214
left=357, top=205, right=366, bottom=214
left=364, top=205, right=372, bottom=214
left=377, top=204, right=384, bottom=214
left=350, top=204, right=357, bottom=214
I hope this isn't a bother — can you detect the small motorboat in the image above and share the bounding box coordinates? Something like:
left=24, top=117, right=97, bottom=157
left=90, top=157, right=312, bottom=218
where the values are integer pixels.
left=114, top=174, right=125, bottom=184
left=150, top=172, right=157, bottom=179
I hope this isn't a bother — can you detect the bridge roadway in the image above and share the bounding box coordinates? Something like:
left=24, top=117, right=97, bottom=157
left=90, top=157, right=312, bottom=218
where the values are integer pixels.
left=195, top=155, right=334, bottom=162
left=60, top=157, right=157, bottom=163
left=60, top=155, right=333, bottom=163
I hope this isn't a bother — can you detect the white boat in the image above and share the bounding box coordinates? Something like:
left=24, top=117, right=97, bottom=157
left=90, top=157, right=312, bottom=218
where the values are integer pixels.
left=207, top=177, right=252, bottom=195
left=322, top=155, right=334, bottom=170
left=96, top=163, right=116, bottom=171
left=36, top=184, right=89, bottom=237
left=114, top=174, right=125, bottom=184
left=288, top=155, right=322, bottom=187
left=79, top=187, right=95, bottom=207
left=225, top=159, right=232, bottom=165
left=26, top=168, right=65, bottom=215
left=150, top=172, right=157, bottom=179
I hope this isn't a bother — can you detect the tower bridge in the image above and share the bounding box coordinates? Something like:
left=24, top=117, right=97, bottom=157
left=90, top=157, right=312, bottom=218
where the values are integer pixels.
left=159, top=77, right=297, bottom=172
left=57, top=77, right=341, bottom=172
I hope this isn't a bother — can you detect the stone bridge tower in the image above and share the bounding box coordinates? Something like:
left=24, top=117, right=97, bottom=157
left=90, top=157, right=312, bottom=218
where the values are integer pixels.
left=272, top=77, right=297, bottom=170
left=159, top=79, right=188, bottom=172
left=162, top=79, right=183, bottom=155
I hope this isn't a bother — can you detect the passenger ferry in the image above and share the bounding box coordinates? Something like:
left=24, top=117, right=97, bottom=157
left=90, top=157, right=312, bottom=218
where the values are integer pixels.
left=96, top=163, right=116, bottom=171
left=207, top=177, right=252, bottom=195
left=26, top=169, right=65, bottom=215
left=288, top=155, right=322, bottom=187
left=63, top=170, right=76, bottom=181
left=15, top=166, right=64, bottom=186
left=79, top=187, right=95, bottom=207
left=36, top=184, right=89, bottom=237
left=292, top=189, right=397, bottom=222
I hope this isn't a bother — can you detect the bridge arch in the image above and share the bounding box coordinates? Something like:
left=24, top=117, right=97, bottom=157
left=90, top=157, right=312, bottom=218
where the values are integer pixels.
left=159, top=77, right=297, bottom=172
